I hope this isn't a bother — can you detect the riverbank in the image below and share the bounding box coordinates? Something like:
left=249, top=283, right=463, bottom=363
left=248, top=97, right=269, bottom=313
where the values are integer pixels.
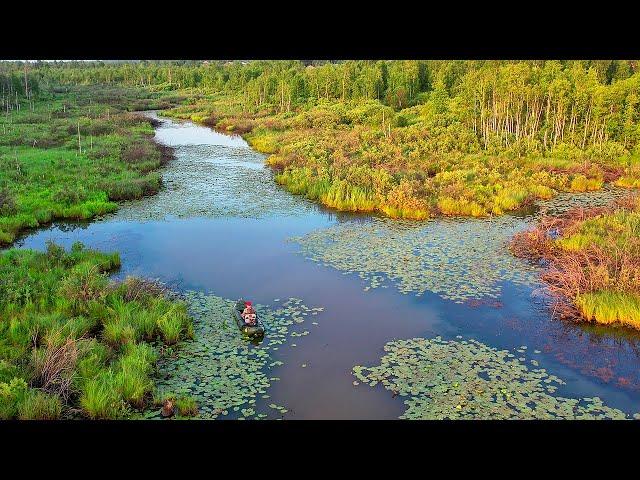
left=162, top=94, right=640, bottom=221
left=0, top=85, right=182, bottom=246
left=0, top=85, right=197, bottom=419
left=0, top=242, right=193, bottom=419
left=510, top=193, right=640, bottom=330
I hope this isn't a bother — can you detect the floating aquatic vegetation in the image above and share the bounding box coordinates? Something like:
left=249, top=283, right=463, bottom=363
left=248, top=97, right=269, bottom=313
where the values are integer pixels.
left=111, top=142, right=315, bottom=221
left=292, top=216, right=539, bottom=302
left=536, top=185, right=629, bottom=217
left=147, top=293, right=323, bottom=419
left=352, top=336, right=634, bottom=419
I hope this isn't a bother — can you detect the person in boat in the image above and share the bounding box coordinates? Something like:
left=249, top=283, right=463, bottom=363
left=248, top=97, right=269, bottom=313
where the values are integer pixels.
left=242, top=301, right=257, bottom=325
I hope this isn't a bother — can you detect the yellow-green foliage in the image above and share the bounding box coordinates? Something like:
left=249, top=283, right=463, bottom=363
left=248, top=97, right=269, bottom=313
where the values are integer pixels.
left=438, top=197, right=487, bottom=217
left=576, top=291, right=640, bottom=329
left=247, top=132, right=279, bottom=154
left=569, top=174, right=604, bottom=192
left=11, top=60, right=640, bottom=219
left=615, top=176, right=640, bottom=188
left=167, top=94, right=629, bottom=219
left=558, top=209, right=640, bottom=252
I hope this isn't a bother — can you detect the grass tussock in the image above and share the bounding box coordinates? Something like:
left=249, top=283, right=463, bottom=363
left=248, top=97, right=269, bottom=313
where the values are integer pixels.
left=154, top=392, right=199, bottom=418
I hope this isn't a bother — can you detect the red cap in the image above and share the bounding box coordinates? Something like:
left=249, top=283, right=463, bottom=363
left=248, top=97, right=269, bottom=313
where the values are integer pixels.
left=245, top=301, right=252, bottom=305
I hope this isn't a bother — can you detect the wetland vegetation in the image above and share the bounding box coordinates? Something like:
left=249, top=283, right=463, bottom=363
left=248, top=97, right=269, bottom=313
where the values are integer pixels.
left=0, top=242, right=192, bottom=419
left=511, top=193, right=640, bottom=330
left=3, top=60, right=640, bottom=420
left=0, top=80, right=182, bottom=246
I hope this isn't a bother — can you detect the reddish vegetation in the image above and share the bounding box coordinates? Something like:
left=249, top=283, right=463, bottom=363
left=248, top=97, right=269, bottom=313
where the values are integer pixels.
left=544, top=161, right=624, bottom=183
left=509, top=227, right=555, bottom=260
left=510, top=193, right=640, bottom=322
left=206, top=113, right=255, bottom=135
left=593, top=367, right=615, bottom=383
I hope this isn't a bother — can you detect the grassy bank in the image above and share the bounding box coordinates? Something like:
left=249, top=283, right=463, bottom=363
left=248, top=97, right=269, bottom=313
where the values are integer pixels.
left=10, top=61, right=640, bottom=220
left=0, top=85, right=183, bottom=246
left=0, top=241, right=194, bottom=419
left=163, top=95, right=640, bottom=220
left=0, top=83, right=197, bottom=419
left=510, top=194, right=640, bottom=329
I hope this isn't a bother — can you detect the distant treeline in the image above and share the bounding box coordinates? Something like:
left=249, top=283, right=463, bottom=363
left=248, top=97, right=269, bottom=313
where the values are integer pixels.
left=3, top=60, right=640, bottom=153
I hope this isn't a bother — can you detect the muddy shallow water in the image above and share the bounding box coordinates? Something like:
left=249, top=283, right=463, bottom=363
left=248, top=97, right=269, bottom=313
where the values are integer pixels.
left=14, top=112, right=640, bottom=419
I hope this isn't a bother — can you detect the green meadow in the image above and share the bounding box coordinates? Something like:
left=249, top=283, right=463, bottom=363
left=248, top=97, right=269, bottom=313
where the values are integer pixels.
left=0, top=85, right=181, bottom=245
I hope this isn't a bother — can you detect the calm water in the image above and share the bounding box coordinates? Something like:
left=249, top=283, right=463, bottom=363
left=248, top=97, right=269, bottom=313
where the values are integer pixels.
left=13, top=112, right=640, bottom=418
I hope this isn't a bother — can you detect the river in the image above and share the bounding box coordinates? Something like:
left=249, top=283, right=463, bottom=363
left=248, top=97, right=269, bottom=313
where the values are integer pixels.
left=13, top=112, right=640, bottom=419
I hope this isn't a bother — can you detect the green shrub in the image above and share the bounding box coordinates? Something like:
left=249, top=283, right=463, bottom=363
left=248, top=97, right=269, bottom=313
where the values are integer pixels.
left=0, top=378, right=29, bottom=419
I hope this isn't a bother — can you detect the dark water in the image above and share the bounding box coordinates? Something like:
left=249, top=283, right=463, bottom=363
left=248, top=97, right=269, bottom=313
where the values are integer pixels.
left=13, top=112, right=640, bottom=418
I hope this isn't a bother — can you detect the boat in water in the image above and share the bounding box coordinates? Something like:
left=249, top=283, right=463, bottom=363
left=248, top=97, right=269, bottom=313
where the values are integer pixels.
left=232, top=299, right=265, bottom=338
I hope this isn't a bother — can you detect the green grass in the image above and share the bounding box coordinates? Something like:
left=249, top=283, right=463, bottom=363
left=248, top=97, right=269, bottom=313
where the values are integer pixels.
left=17, top=389, right=63, bottom=420
left=558, top=208, right=640, bottom=252
left=575, top=291, right=640, bottom=329
left=80, top=370, right=124, bottom=419
left=114, top=343, right=157, bottom=407
left=0, top=242, right=193, bottom=419
left=0, top=85, right=191, bottom=419
left=155, top=392, right=199, bottom=418
left=0, top=86, right=176, bottom=246
left=175, top=396, right=199, bottom=417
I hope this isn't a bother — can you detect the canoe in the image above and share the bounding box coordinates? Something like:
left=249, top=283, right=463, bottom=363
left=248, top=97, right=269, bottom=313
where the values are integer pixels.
left=232, top=300, right=265, bottom=338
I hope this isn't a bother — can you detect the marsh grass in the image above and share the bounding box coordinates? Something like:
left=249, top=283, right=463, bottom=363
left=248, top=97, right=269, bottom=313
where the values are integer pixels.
left=163, top=94, right=639, bottom=220
left=575, top=291, right=640, bottom=329
left=80, top=370, right=124, bottom=419
left=154, top=301, right=192, bottom=345
left=17, top=389, right=63, bottom=420
left=511, top=193, right=640, bottom=329
left=0, top=242, right=193, bottom=419
left=175, top=396, right=199, bottom=417
left=0, top=86, right=176, bottom=246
